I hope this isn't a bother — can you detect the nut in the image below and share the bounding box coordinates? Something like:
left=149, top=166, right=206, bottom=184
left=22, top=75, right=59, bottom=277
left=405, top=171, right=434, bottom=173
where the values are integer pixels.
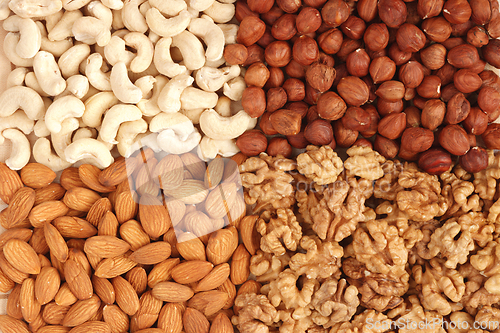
left=442, top=36, right=466, bottom=49
left=235, top=0, right=260, bottom=21
left=241, top=87, right=266, bottom=118
left=259, top=112, right=278, bottom=135
left=482, top=38, right=500, bottom=69
left=440, top=83, right=461, bottom=102
left=378, top=112, right=407, bottom=139
left=369, top=56, right=396, bottom=84
left=287, top=131, right=310, bottom=149
left=467, top=26, right=489, bottom=47
left=421, top=99, right=445, bottom=130
left=317, top=28, right=343, bottom=54
left=337, top=38, right=363, bottom=61
left=401, top=127, right=434, bottom=153
left=363, top=23, right=389, bottom=51
left=421, top=17, right=452, bottom=42
left=243, top=44, right=266, bottom=67
left=438, top=124, right=470, bottom=155
left=305, top=62, right=336, bottom=92
left=292, top=35, right=319, bottom=66
left=237, top=16, right=267, bottom=46
left=482, top=123, right=500, bottom=149
left=398, top=61, right=425, bottom=88
left=353, top=138, right=373, bottom=149
left=450, top=19, right=473, bottom=36
left=247, top=0, right=275, bottom=13
left=416, top=75, right=442, bottom=99
left=396, top=23, right=427, bottom=53
left=341, top=106, right=372, bottom=131
left=477, top=86, right=500, bottom=118
left=359, top=104, right=380, bottom=137
left=442, top=0, right=472, bottom=24
left=317, top=91, right=347, bottom=120
left=277, top=0, right=302, bottom=13
left=378, top=0, right=408, bottom=28
left=266, top=87, right=288, bottom=113
left=282, top=78, right=305, bottom=102
left=322, top=0, right=350, bottom=27
left=470, top=0, right=491, bottom=25
left=223, top=44, right=248, bottom=66
left=269, top=109, right=302, bottom=135
left=377, top=98, right=404, bottom=116
left=296, top=7, right=322, bottom=34
left=357, top=0, right=378, bottom=22
left=271, top=14, right=297, bottom=40
left=244, top=62, right=270, bottom=88
left=459, top=146, right=489, bottom=173
left=388, top=42, right=413, bottom=65
left=420, top=43, right=447, bottom=70
left=266, top=137, right=293, bottom=158
left=417, top=148, right=453, bottom=175
left=287, top=101, right=309, bottom=118
left=235, top=130, right=268, bottom=156
left=375, top=80, right=405, bottom=102
left=306, top=105, right=320, bottom=123
left=346, top=48, right=370, bottom=77
left=337, top=76, right=369, bottom=106
left=304, top=119, right=334, bottom=145
left=264, top=41, right=292, bottom=67
left=417, top=0, right=444, bottom=19
left=285, top=59, right=306, bottom=78
left=447, top=44, right=480, bottom=68
left=453, top=69, right=482, bottom=93
left=374, top=134, right=399, bottom=158
left=463, top=106, right=488, bottom=135
left=341, top=16, right=367, bottom=40
left=333, top=120, right=358, bottom=147
left=435, top=63, right=457, bottom=86
left=445, top=92, right=471, bottom=124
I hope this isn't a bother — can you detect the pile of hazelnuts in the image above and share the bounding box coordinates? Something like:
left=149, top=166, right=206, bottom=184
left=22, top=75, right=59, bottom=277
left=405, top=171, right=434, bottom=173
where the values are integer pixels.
left=225, top=0, right=500, bottom=175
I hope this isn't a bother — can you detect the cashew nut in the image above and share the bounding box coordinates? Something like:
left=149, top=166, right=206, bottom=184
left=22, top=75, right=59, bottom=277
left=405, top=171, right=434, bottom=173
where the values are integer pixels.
left=154, top=37, right=188, bottom=78
left=85, top=53, right=112, bottom=91
left=180, top=87, right=218, bottom=110
left=110, top=61, right=143, bottom=103
left=195, top=65, right=240, bottom=92
left=34, top=119, right=50, bottom=138
left=33, top=51, right=67, bottom=96
left=3, top=129, right=31, bottom=170
left=37, top=21, right=73, bottom=57
left=203, top=1, right=235, bottom=23
left=9, top=0, right=63, bottom=18
left=102, top=0, right=124, bottom=10
left=187, top=0, right=216, bottom=12
left=82, top=91, right=119, bottom=127
left=6, top=67, right=29, bottom=88
left=214, top=96, right=232, bottom=117
left=63, top=0, right=92, bottom=10
left=149, top=0, right=186, bottom=16
left=87, top=1, right=113, bottom=27
left=104, top=35, right=134, bottom=67
left=25, top=72, right=49, bottom=97
left=0, top=111, right=35, bottom=144
left=197, top=136, right=238, bottom=161
left=149, top=112, right=194, bottom=140
left=139, top=1, right=151, bottom=16
left=223, top=76, right=246, bottom=101
left=45, top=95, right=85, bottom=133
left=122, top=0, right=148, bottom=33
left=134, top=132, right=162, bottom=153
left=188, top=17, right=224, bottom=62
left=137, top=75, right=168, bottom=117
left=112, top=8, right=125, bottom=29
left=73, top=127, right=97, bottom=141
left=135, top=75, right=156, bottom=98
left=171, top=30, right=205, bottom=70
left=145, top=8, right=191, bottom=38
left=0, top=86, right=45, bottom=120
left=58, top=44, right=91, bottom=78
left=33, top=138, right=72, bottom=171
left=51, top=117, right=80, bottom=158
left=100, top=104, right=143, bottom=143
left=45, top=10, right=64, bottom=32
left=3, top=15, right=41, bottom=59
left=157, top=73, right=194, bottom=113
left=56, top=75, right=90, bottom=99
left=48, top=9, right=83, bottom=41
left=157, top=127, right=202, bottom=155
left=116, top=118, right=148, bottom=157
left=180, top=108, right=205, bottom=124
left=123, top=32, right=154, bottom=73
left=0, top=0, right=10, bottom=20
left=72, top=16, right=111, bottom=46
left=3, top=32, right=34, bottom=67
left=199, top=109, right=253, bottom=140
left=64, top=138, right=114, bottom=168
left=218, top=23, right=238, bottom=44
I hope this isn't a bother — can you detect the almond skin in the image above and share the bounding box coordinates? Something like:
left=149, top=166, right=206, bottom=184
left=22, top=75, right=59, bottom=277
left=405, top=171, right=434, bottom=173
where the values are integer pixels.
left=171, top=261, right=214, bottom=285
left=20, top=163, right=56, bottom=188
left=35, top=267, right=60, bottom=305
left=0, top=162, right=24, bottom=204
left=128, top=242, right=172, bottom=265
left=3, top=239, right=41, bottom=275
left=152, top=282, right=194, bottom=303
left=183, top=308, right=210, bottom=333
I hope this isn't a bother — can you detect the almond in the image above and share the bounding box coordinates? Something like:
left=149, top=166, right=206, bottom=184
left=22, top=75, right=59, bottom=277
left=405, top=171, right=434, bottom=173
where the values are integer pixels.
left=79, top=164, right=116, bottom=193
left=60, top=168, right=87, bottom=191
left=138, top=194, right=172, bottom=238
left=19, top=163, right=56, bottom=188
left=102, top=304, right=129, bottom=333
left=55, top=283, right=78, bottom=307
left=4, top=187, right=35, bottom=229
left=239, top=215, right=261, bottom=255
left=0, top=268, right=14, bottom=293
left=84, top=236, right=131, bottom=259
left=154, top=154, right=184, bottom=191
left=86, top=198, right=112, bottom=227
left=217, top=278, right=236, bottom=310
left=209, top=313, right=234, bottom=333
left=135, top=158, right=160, bottom=197
left=62, top=295, right=101, bottom=327
left=68, top=249, right=91, bottom=276
left=147, top=258, right=180, bottom=288
left=112, top=276, right=140, bottom=316
left=44, top=222, right=69, bottom=263
left=163, top=228, right=180, bottom=258
left=163, top=179, right=209, bottom=205
left=38, top=325, right=72, bottom=333
left=129, top=291, right=162, bottom=331
left=0, top=162, right=24, bottom=204
left=152, top=281, right=194, bottom=302
left=164, top=199, right=186, bottom=227
left=99, top=157, right=137, bottom=187
left=0, top=228, right=33, bottom=250
left=53, top=217, right=97, bottom=239
left=128, top=242, right=171, bottom=265
left=94, top=255, right=137, bottom=279
left=42, top=302, right=70, bottom=325
left=35, top=267, right=60, bottom=305
left=158, top=303, right=183, bottom=333
left=29, top=201, right=69, bottom=228
left=119, top=220, right=150, bottom=251
left=0, top=252, right=28, bottom=284
left=68, top=321, right=111, bottom=333
left=91, top=276, right=115, bottom=305
left=176, top=232, right=206, bottom=261
left=230, top=244, right=251, bottom=285
left=30, top=227, right=49, bottom=255
left=205, top=183, right=238, bottom=219
left=114, top=190, right=139, bottom=224
left=64, top=259, right=93, bottom=300
left=3, top=239, right=40, bottom=275
left=195, top=263, right=231, bottom=292
left=7, top=284, right=23, bottom=319
left=20, top=278, right=41, bottom=323
left=206, top=227, right=239, bottom=265
left=0, top=314, right=30, bottom=333
left=30, top=312, right=47, bottom=332
left=97, top=211, right=119, bottom=237
left=237, top=280, right=262, bottom=296
left=134, top=328, right=165, bottom=333
left=187, top=291, right=229, bottom=317
left=180, top=153, right=206, bottom=181
left=125, top=267, right=148, bottom=295
left=63, top=187, right=101, bottom=212
left=183, top=307, right=210, bottom=333
left=171, top=260, right=214, bottom=285
left=204, top=158, right=224, bottom=189
left=34, top=183, right=66, bottom=206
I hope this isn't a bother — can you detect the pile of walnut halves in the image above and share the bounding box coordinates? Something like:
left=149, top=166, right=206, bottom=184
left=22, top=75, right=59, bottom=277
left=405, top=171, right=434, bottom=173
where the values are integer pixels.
left=232, top=145, right=500, bottom=333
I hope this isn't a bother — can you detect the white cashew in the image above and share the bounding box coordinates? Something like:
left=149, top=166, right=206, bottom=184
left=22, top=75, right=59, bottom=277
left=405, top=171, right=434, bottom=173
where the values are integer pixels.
left=157, top=73, right=194, bottom=113
left=137, top=75, right=168, bottom=117
left=157, top=127, right=202, bottom=155
left=51, top=117, right=80, bottom=158
left=73, top=127, right=97, bottom=141
left=188, top=17, right=225, bottom=62
left=6, top=67, right=29, bottom=88
left=218, top=24, right=238, bottom=44
left=195, top=65, right=240, bottom=92
left=104, top=35, right=134, bottom=67
left=0, top=111, right=34, bottom=144
left=38, top=22, right=74, bottom=57
left=145, top=8, right=191, bottom=38
left=134, top=132, right=162, bottom=153
left=180, top=108, right=205, bottom=124
left=218, top=0, right=237, bottom=3
left=100, top=104, right=142, bottom=143
left=123, top=32, right=154, bottom=73
left=45, top=96, right=85, bottom=133
left=180, top=87, right=218, bottom=110
left=171, top=30, right=205, bottom=70
left=3, top=129, right=31, bottom=170
left=87, top=1, right=113, bottom=27
left=25, top=72, right=49, bottom=97
left=122, top=0, right=148, bottom=33
left=187, top=0, right=215, bottom=11
left=149, top=112, right=194, bottom=140
left=72, top=16, right=111, bottom=46
left=56, top=75, right=90, bottom=99
left=102, top=0, right=124, bottom=10
left=197, top=136, right=238, bottom=161
left=199, top=109, right=253, bottom=140
left=33, top=138, right=72, bottom=171
left=9, top=0, right=63, bottom=18
left=223, top=76, right=246, bottom=101
left=154, top=37, right=188, bottom=78
left=116, top=118, right=148, bottom=157
left=148, top=31, right=160, bottom=44
left=83, top=91, right=119, bottom=127
left=48, top=10, right=83, bottom=41
left=3, top=32, right=34, bottom=67
left=203, top=1, right=235, bottom=23
left=64, top=138, right=114, bottom=168
left=34, top=119, right=50, bottom=138
left=63, top=0, right=92, bottom=10
left=33, top=51, right=67, bottom=96
left=139, top=0, right=151, bottom=15
left=149, top=0, right=186, bottom=16
left=110, top=61, right=143, bottom=103
left=45, top=10, right=64, bottom=32
left=0, top=86, right=45, bottom=120
left=135, top=75, right=156, bottom=98
left=0, top=0, right=10, bottom=20
left=112, top=8, right=125, bottom=29
left=58, top=44, right=91, bottom=78
left=3, top=16, right=41, bottom=59
left=85, top=53, right=111, bottom=91
left=214, top=96, right=232, bottom=117
left=187, top=6, right=200, bottom=19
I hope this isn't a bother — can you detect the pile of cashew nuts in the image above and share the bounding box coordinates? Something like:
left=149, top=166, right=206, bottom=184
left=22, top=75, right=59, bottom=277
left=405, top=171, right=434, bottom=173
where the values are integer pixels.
left=0, top=0, right=256, bottom=170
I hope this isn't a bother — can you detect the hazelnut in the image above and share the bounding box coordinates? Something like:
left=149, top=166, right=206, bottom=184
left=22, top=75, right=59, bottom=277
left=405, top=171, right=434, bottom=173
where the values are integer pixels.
left=243, top=44, right=265, bottom=67
left=318, top=52, right=336, bottom=67
left=287, top=131, right=310, bottom=148
left=478, top=86, right=500, bottom=119
left=318, top=28, right=343, bottom=54
left=264, top=41, right=292, bottom=67
left=377, top=98, right=404, bottom=116
left=480, top=70, right=500, bottom=91
left=266, top=87, right=288, bottom=112
left=241, top=87, right=266, bottom=118
left=421, top=17, right=452, bottom=43
left=376, top=80, right=406, bottom=101
left=482, top=123, right=500, bottom=149
left=435, top=63, right=457, bottom=86
left=306, top=105, right=320, bottom=123
left=413, top=95, right=428, bottom=109
left=317, top=91, right=347, bottom=120
left=271, top=14, right=297, bottom=40
left=267, top=137, right=293, bottom=158
left=359, top=104, right=380, bottom=137
left=292, top=35, right=319, bottom=66
left=450, top=20, right=474, bottom=37
left=398, top=61, right=425, bottom=88
left=467, top=58, right=486, bottom=74
left=346, top=49, right=371, bottom=77
left=378, top=112, right=407, bottom=139
left=440, top=83, right=461, bottom=102
left=332, top=63, right=349, bottom=88
left=483, top=39, right=500, bottom=69
left=388, top=42, right=412, bottom=65
left=337, top=38, right=363, bottom=61
left=396, top=23, right=427, bottom=53
left=398, top=147, right=420, bottom=161
left=237, top=16, right=267, bottom=46
left=401, top=127, right=434, bottom=152
left=304, top=119, right=334, bottom=145
left=306, top=62, right=336, bottom=92
left=276, top=0, right=301, bottom=13
left=286, top=59, right=306, bottom=78
left=322, top=0, right=350, bottom=27
left=374, top=135, right=399, bottom=158
left=485, top=14, right=500, bottom=39
left=459, top=146, right=489, bottom=173
left=405, top=87, right=417, bottom=100
left=337, top=76, right=370, bottom=106
left=357, top=0, right=378, bottom=22
left=446, top=92, right=470, bottom=124
left=439, top=124, right=470, bottom=155
left=405, top=105, right=422, bottom=128
left=304, top=83, right=322, bottom=104
left=441, top=36, right=466, bottom=50
left=416, top=75, right=442, bottom=99
left=467, top=133, right=477, bottom=147
left=453, top=69, right=482, bottom=94
left=333, top=120, right=359, bottom=147
left=421, top=99, right=445, bottom=130
left=447, top=44, right=480, bottom=69
left=378, top=0, right=408, bottom=28
left=257, top=27, right=276, bottom=48
left=420, top=43, right=446, bottom=70
left=244, top=62, right=270, bottom=88
left=442, top=0, right=472, bottom=24
left=264, top=67, right=285, bottom=89
left=470, top=0, right=491, bottom=25
left=369, top=56, right=396, bottom=84
left=363, top=23, right=390, bottom=51
left=362, top=76, right=377, bottom=102
left=417, top=0, right=444, bottom=19
left=235, top=1, right=259, bottom=22
left=287, top=101, right=309, bottom=118
left=236, top=130, right=268, bottom=156
left=282, top=78, right=305, bottom=101
left=269, top=109, right=303, bottom=135
left=418, top=148, right=453, bottom=175
left=341, top=16, right=366, bottom=40
left=353, top=138, right=373, bottom=149
left=466, top=26, right=489, bottom=48
left=341, top=106, right=372, bottom=131
left=463, top=107, right=488, bottom=135
left=247, top=0, right=275, bottom=13
left=366, top=48, right=388, bottom=59
left=223, top=44, right=248, bottom=65
left=261, top=5, right=285, bottom=25
left=259, top=112, right=278, bottom=135
left=296, top=7, right=322, bottom=34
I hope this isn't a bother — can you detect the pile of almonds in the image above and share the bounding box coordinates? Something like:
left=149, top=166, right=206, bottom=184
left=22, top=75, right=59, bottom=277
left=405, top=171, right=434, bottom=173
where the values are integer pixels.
left=228, top=0, right=500, bottom=174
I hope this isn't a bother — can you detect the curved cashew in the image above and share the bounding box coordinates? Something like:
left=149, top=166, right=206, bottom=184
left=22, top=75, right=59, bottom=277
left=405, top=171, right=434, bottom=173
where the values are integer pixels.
left=34, top=119, right=50, bottom=138
left=180, top=87, right=218, bottom=110
left=0, top=111, right=35, bottom=144
left=145, top=8, right=191, bottom=38
left=85, top=53, right=111, bottom=91
left=64, top=138, right=114, bottom=168
left=135, top=75, right=156, bottom=98
left=139, top=1, right=151, bottom=15
left=134, top=132, right=162, bottom=153
left=3, top=129, right=31, bottom=170
left=157, top=127, right=202, bottom=155
left=218, top=23, right=238, bottom=44
left=3, top=32, right=34, bottom=67
left=104, top=35, right=134, bottom=67
left=223, top=76, right=246, bottom=101
left=48, top=10, right=83, bottom=41
left=197, top=136, right=238, bottom=161
left=188, top=17, right=224, bottom=62
left=187, top=0, right=215, bottom=11
left=154, top=37, right=188, bottom=78
left=149, top=0, right=186, bottom=16
left=83, top=91, right=119, bottom=127
left=180, top=108, right=205, bottom=124
left=0, top=86, right=45, bottom=120
left=72, top=16, right=111, bottom=46
left=116, top=118, right=148, bottom=157
left=6, top=67, right=29, bottom=88
left=38, top=22, right=73, bottom=57
left=45, top=96, right=85, bottom=133
left=56, top=75, right=90, bottom=99
left=149, top=112, right=194, bottom=139
left=122, top=0, right=148, bottom=33
left=3, top=16, right=41, bottom=59
left=171, top=30, right=205, bottom=70
left=157, top=73, right=194, bottom=113
left=87, top=1, right=113, bottom=27
left=0, top=0, right=10, bottom=20
left=110, top=61, right=143, bottom=103
left=51, top=117, right=80, bottom=158
left=9, top=0, right=63, bottom=18
left=123, top=32, right=154, bottom=73
left=199, top=109, right=252, bottom=140
left=62, top=0, right=91, bottom=10
left=112, top=8, right=125, bottom=29
left=25, top=72, right=49, bottom=97
left=33, top=138, right=72, bottom=171
left=218, top=0, right=237, bottom=3
left=100, top=104, right=142, bottom=143
left=33, top=51, right=67, bottom=96
left=58, top=44, right=91, bottom=78
left=214, top=96, right=232, bottom=117
left=137, top=75, right=168, bottom=117
left=203, top=1, right=235, bottom=23
left=45, top=10, right=64, bottom=32
left=73, top=127, right=97, bottom=141
left=195, top=65, right=240, bottom=92
left=102, top=0, right=124, bottom=10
